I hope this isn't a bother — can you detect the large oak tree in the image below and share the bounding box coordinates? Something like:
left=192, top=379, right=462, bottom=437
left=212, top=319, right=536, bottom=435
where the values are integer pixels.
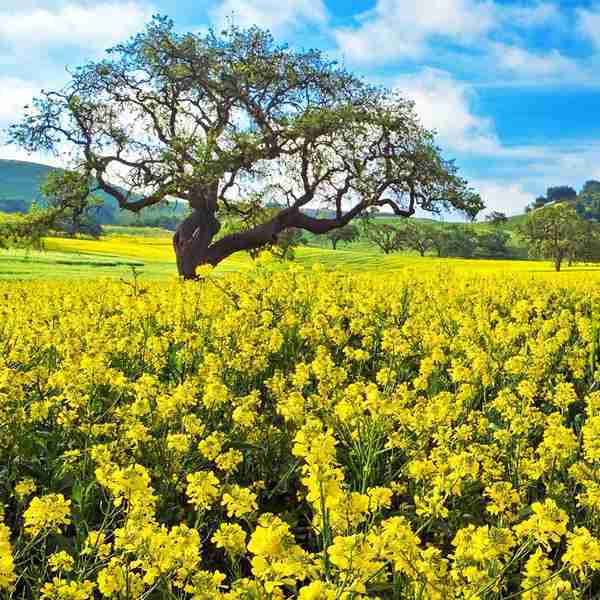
left=10, top=16, right=483, bottom=278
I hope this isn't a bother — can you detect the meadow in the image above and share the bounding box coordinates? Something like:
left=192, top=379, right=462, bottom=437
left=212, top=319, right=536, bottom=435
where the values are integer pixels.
left=0, top=227, right=597, bottom=281
left=1, top=241, right=600, bottom=598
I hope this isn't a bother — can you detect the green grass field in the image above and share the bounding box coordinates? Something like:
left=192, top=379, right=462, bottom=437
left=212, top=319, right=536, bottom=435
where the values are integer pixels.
left=1, top=228, right=600, bottom=280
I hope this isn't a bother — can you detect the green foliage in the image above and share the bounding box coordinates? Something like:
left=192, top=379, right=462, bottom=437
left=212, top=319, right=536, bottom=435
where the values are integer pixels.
left=0, top=205, right=62, bottom=250
left=395, top=221, right=436, bottom=256
left=475, top=228, right=511, bottom=258
left=272, top=228, right=307, bottom=261
left=485, top=211, right=508, bottom=226
left=362, top=221, right=403, bottom=254
left=41, top=170, right=103, bottom=237
left=326, top=224, right=359, bottom=249
left=518, top=203, right=597, bottom=271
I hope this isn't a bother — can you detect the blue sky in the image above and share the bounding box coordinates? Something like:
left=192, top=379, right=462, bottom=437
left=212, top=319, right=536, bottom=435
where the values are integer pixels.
left=2, top=0, right=600, bottom=215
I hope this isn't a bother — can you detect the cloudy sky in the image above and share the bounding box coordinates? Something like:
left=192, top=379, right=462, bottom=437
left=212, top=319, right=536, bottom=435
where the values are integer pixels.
left=2, top=0, right=600, bottom=215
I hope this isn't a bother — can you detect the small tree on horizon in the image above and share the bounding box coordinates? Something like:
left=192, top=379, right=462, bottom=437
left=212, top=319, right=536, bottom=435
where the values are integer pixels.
left=363, top=222, right=402, bottom=254
left=396, top=221, right=436, bottom=256
left=518, top=203, right=586, bottom=271
left=485, top=211, right=508, bottom=226
left=326, top=223, right=359, bottom=249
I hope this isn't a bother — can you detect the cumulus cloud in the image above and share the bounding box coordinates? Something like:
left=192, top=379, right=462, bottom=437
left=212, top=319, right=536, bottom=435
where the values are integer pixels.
left=0, top=77, right=40, bottom=124
left=394, top=68, right=505, bottom=156
left=490, top=43, right=579, bottom=78
left=502, top=2, right=560, bottom=27
left=334, top=0, right=497, bottom=65
left=0, top=2, right=153, bottom=52
left=472, top=180, right=532, bottom=216
left=577, top=4, right=600, bottom=49
left=210, top=0, right=327, bottom=35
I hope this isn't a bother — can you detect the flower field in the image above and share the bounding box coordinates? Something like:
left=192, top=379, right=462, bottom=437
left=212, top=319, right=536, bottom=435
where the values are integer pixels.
left=1, top=264, right=600, bottom=599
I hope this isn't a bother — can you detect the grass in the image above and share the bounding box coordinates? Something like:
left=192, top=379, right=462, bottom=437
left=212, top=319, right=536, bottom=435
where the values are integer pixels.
left=1, top=229, right=600, bottom=280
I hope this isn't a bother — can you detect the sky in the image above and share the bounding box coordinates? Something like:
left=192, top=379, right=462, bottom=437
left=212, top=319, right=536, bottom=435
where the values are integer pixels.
left=2, top=0, right=600, bottom=215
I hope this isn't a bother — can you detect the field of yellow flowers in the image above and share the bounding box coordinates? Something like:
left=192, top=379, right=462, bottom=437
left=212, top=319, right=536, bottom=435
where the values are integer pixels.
left=1, top=262, right=600, bottom=599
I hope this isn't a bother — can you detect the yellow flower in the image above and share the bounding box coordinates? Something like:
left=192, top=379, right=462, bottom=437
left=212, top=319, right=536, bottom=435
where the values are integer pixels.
left=14, top=478, right=36, bottom=500
left=563, top=527, right=600, bottom=578
left=297, top=580, right=338, bottom=599
left=0, top=523, right=16, bottom=591
left=40, top=577, right=95, bottom=600
left=186, top=471, right=220, bottom=511
left=215, top=448, right=244, bottom=474
left=48, top=550, right=75, bottom=572
left=514, top=499, right=568, bottom=549
left=23, top=494, right=71, bottom=537
left=212, top=523, right=247, bottom=556
left=221, top=485, right=258, bottom=518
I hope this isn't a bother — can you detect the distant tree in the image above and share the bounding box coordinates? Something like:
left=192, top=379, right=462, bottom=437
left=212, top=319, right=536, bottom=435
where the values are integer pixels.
left=0, top=204, right=62, bottom=250
left=10, top=17, right=483, bottom=278
left=430, top=228, right=451, bottom=257
left=518, top=203, right=585, bottom=271
left=581, top=181, right=600, bottom=196
left=326, top=224, right=359, bottom=249
left=546, top=186, right=577, bottom=203
left=272, top=227, right=306, bottom=260
left=126, top=213, right=182, bottom=231
left=41, top=170, right=103, bottom=238
left=396, top=222, right=436, bottom=256
left=485, top=211, right=508, bottom=226
left=363, top=222, right=402, bottom=254
left=444, top=225, right=478, bottom=258
left=533, top=196, right=548, bottom=209
left=579, top=181, right=600, bottom=222
left=476, top=229, right=510, bottom=257
left=569, top=220, right=600, bottom=265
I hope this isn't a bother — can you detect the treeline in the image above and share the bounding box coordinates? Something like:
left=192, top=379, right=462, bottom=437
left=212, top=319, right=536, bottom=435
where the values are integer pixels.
left=527, top=181, right=600, bottom=221
left=358, top=220, right=515, bottom=258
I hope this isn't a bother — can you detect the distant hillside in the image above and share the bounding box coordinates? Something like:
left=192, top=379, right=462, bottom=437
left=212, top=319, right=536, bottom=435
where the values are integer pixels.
left=0, top=160, right=55, bottom=213
left=0, top=159, right=187, bottom=227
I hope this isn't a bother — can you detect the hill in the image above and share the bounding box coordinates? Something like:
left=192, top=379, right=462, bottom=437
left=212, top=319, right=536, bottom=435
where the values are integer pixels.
left=0, top=160, right=54, bottom=213
left=0, top=159, right=187, bottom=227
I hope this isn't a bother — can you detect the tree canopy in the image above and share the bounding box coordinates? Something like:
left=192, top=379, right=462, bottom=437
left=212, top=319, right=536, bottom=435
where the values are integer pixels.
left=10, top=16, right=482, bottom=278
left=518, top=203, right=599, bottom=271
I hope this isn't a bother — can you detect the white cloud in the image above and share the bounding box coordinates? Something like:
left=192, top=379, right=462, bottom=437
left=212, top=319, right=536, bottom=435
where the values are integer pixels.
left=394, top=68, right=505, bottom=155
left=0, top=77, right=40, bottom=123
left=490, top=43, right=579, bottom=77
left=577, top=5, right=600, bottom=49
left=0, top=2, right=153, bottom=51
left=210, top=0, right=327, bottom=35
left=334, top=0, right=572, bottom=73
left=502, top=2, right=560, bottom=27
left=473, top=180, right=532, bottom=216
left=334, top=0, right=496, bottom=65
left=0, top=144, right=61, bottom=167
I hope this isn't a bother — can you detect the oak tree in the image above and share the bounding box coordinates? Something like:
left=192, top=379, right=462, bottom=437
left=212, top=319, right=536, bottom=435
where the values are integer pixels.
left=519, top=203, right=585, bottom=271
left=10, top=16, right=482, bottom=278
left=326, top=223, right=359, bottom=249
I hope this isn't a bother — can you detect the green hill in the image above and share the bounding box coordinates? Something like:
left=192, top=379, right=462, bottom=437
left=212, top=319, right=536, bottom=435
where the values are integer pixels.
left=0, top=159, right=187, bottom=227
left=0, top=160, right=55, bottom=213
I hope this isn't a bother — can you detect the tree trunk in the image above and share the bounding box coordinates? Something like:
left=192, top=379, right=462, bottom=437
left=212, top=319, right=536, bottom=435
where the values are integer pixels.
left=173, top=204, right=378, bottom=279
left=554, top=256, right=562, bottom=272
left=172, top=207, right=221, bottom=279
left=331, top=239, right=338, bottom=250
